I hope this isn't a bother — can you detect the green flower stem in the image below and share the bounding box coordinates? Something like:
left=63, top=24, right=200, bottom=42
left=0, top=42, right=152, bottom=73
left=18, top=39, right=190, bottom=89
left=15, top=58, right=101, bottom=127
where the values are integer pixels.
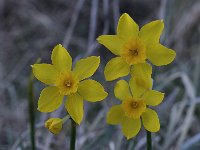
left=28, top=58, right=41, bottom=150
left=146, top=130, right=152, bottom=150
left=28, top=70, right=36, bottom=150
left=62, top=115, right=70, bottom=123
left=70, top=119, right=76, bottom=150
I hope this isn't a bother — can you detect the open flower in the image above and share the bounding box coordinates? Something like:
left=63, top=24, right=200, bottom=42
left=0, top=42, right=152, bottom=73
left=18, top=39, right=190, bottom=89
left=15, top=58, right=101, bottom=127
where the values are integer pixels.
left=32, top=44, right=108, bottom=124
left=106, top=77, right=164, bottom=139
left=97, top=13, right=176, bottom=81
left=45, top=118, right=63, bottom=135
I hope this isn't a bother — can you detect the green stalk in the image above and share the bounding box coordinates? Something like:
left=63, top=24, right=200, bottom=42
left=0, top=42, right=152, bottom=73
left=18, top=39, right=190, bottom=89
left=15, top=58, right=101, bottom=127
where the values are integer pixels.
left=28, top=71, right=36, bottom=150
left=70, top=119, right=76, bottom=150
left=146, top=131, right=152, bottom=150
left=28, top=58, right=41, bottom=150
left=62, top=115, right=70, bottom=123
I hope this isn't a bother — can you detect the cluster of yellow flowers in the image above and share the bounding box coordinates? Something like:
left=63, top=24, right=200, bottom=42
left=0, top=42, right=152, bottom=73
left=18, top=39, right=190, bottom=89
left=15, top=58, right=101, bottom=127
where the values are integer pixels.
left=32, top=13, right=176, bottom=139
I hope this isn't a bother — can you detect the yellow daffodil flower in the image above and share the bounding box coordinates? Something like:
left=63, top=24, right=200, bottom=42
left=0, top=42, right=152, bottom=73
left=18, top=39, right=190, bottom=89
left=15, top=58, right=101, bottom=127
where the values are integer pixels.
left=32, top=44, right=108, bottom=124
left=45, top=118, right=63, bottom=135
left=97, top=13, right=176, bottom=81
left=106, top=77, right=164, bottom=139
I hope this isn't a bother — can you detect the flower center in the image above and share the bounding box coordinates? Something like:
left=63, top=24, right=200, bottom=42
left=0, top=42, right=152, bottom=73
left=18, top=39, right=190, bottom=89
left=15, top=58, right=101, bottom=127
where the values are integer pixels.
left=55, top=71, right=79, bottom=95
left=121, top=38, right=147, bottom=65
left=122, top=98, right=146, bottom=119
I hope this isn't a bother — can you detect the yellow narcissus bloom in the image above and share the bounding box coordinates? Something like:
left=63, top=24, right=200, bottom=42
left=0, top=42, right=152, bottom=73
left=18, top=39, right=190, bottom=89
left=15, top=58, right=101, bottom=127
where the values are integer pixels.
left=45, top=118, right=63, bottom=135
left=97, top=13, right=176, bottom=81
left=32, top=44, right=108, bottom=124
left=106, top=76, right=164, bottom=139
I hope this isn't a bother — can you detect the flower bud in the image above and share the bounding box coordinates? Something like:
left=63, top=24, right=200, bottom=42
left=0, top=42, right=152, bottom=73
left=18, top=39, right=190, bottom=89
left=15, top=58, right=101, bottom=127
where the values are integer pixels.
left=45, top=118, right=63, bottom=135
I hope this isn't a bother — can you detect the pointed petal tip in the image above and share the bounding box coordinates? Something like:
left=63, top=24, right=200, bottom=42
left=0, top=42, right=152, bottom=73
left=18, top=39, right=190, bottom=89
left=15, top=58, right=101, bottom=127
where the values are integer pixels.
left=119, top=13, right=131, bottom=21
left=161, top=93, right=165, bottom=99
left=96, top=56, right=101, bottom=61
left=91, top=55, right=100, bottom=62
left=57, top=43, right=63, bottom=47
left=54, top=44, right=64, bottom=51
left=163, top=49, right=176, bottom=66
left=159, top=91, right=165, bottom=96
left=37, top=106, right=52, bottom=113
left=125, top=135, right=134, bottom=140
left=76, top=121, right=81, bottom=125
left=74, top=118, right=81, bottom=125
left=121, top=13, right=129, bottom=17
left=37, top=107, right=45, bottom=112
left=101, top=91, right=108, bottom=100
left=126, top=137, right=130, bottom=140
left=96, top=36, right=103, bottom=43
left=173, top=50, right=176, bottom=56
left=105, top=91, right=108, bottom=97
left=37, top=107, right=40, bottom=111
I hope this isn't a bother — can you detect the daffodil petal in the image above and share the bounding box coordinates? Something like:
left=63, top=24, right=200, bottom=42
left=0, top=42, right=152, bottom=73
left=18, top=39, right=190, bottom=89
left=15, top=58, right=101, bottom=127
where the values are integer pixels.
left=117, top=13, right=139, bottom=40
left=73, top=56, right=100, bottom=81
left=77, top=79, right=108, bottom=102
left=142, top=108, right=160, bottom=132
left=104, top=57, right=130, bottom=81
left=129, top=77, right=152, bottom=98
left=147, top=44, right=176, bottom=66
left=139, top=20, right=164, bottom=45
left=106, top=105, right=124, bottom=125
left=32, top=64, right=59, bottom=85
left=38, top=86, right=63, bottom=112
left=51, top=44, right=72, bottom=72
left=114, top=80, right=131, bottom=101
left=130, top=62, right=152, bottom=78
left=142, top=90, right=165, bottom=106
left=97, top=35, right=125, bottom=55
left=65, top=93, right=83, bottom=125
left=121, top=117, right=141, bottom=139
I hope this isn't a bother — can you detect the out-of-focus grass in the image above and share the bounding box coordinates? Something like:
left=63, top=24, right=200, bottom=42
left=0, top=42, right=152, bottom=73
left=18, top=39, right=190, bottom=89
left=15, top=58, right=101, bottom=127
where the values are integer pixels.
left=0, top=0, right=200, bottom=149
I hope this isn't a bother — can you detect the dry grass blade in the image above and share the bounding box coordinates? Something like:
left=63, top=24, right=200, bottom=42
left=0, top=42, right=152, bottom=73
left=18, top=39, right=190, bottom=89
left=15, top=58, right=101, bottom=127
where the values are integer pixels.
left=62, top=0, right=86, bottom=48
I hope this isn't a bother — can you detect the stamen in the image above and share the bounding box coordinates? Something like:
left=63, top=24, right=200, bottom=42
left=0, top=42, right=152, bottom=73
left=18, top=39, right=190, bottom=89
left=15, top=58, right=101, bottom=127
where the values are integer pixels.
left=65, top=80, right=71, bottom=87
left=131, top=102, right=138, bottom=109
left=129, top=49, right=138, bottom=56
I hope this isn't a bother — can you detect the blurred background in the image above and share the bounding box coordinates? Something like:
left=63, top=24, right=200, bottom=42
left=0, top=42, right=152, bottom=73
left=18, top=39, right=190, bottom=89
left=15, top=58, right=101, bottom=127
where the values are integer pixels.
left=0, top=0, right=200, bottom=149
